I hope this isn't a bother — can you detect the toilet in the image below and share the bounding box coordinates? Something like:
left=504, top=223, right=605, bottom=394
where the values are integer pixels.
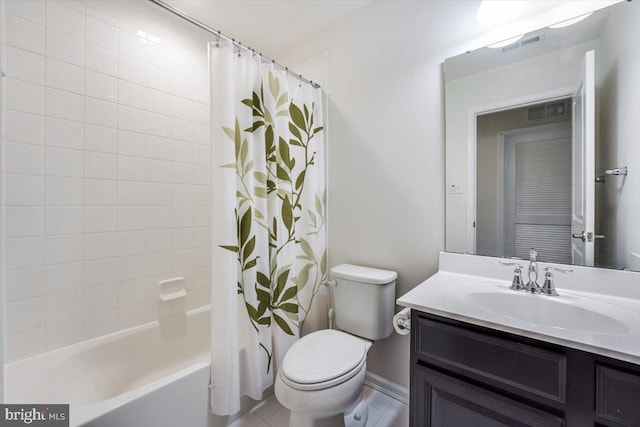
left=275, top=264, right=397, bottom=427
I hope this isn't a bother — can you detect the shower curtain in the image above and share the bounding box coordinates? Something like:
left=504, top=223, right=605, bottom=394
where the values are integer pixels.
left=209, top=41, right=327, bottom=415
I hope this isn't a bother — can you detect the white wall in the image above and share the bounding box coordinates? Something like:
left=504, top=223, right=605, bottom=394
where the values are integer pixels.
left=276, top=1, right=491, bottom=388
left=2, top=0, right=212, bottom=362
left=597, top=0, right=640, bottom=270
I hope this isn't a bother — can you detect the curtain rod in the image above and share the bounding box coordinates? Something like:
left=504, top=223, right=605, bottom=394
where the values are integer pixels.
left=147, top=0, right=321, bottom=89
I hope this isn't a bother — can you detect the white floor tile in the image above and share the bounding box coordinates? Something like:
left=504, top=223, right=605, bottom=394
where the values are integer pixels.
left=254, top=396, right=283, bottom=421
left=365, top=405, right=385, bottom=427
left=265, top=406, right=290, bottom=427
left=388, top=398, right=408, bottom=412
left=374, top=406, right=409, bottom=427
left=363, top=387, right=395, bottom=411
left=243, top=386, right=409, bottom=427
left=229, top=412, right=269, bottom=427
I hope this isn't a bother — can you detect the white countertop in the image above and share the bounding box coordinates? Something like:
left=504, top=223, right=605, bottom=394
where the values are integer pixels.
left=398, top=252, right=640, bottom=365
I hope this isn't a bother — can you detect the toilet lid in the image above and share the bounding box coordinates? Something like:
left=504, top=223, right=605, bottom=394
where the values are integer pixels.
left=281, top=330, right=367, bottom=385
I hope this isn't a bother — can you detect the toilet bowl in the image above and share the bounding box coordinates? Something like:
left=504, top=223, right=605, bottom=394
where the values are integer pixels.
left=275, top=329, right=372, bottom=427
left=275, top=264, right=397, bottom=427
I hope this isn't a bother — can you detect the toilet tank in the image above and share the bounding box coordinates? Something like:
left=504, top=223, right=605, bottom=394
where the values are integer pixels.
left=331, top=264, right=397, bottom=340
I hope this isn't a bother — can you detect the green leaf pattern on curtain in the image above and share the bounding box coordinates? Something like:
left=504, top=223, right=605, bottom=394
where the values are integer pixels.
left=219, top=72, right=325, bottom=373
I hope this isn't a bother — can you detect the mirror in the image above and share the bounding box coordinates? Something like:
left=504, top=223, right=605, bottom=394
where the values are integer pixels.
left=445, top=0, right=640, bottom=272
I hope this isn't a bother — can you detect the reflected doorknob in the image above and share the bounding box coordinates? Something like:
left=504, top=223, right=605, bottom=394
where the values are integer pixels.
left=572, top=231, right=605, bottom=242
left=572, top=231, right=587, bottom=241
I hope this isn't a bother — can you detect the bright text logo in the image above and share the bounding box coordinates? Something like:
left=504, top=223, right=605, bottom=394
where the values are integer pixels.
left=0, top=405, right=68, bottom=426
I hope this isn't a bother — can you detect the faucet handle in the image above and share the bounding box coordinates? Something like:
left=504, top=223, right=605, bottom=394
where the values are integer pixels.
left=544, top=266, right=573, bottom=274
left=540, top=267, right=572, bottom=296
left=499, top=260, right=525, bottom=291
left=498, top=260, right=523, bottom=267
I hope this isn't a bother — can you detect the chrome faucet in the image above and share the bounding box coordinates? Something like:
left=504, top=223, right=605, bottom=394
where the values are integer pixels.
left=524, top=248, right=541, bottom=293
left=499, top=248, right=572, bottom=296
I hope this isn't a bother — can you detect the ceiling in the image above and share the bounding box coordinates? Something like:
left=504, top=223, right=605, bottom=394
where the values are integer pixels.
left=160, top=0, right=621, bottom=61
left=163, top=0, right=372, bottom=58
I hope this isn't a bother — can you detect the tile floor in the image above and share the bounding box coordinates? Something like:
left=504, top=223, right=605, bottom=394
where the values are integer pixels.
left=230, top=386, right=409, bottom=427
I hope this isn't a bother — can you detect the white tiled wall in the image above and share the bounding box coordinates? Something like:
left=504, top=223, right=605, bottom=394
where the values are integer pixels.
left=2, top=0, right=212, bottom=362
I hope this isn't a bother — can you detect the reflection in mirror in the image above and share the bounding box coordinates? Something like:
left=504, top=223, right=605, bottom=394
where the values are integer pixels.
left=444, top=0, right=640, bottom=272
left=476, top=100, right=572, bottom=264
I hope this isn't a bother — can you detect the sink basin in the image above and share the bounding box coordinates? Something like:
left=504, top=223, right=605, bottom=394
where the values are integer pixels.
left=397, top=256, right=640, bottom=363
left=465, top=292, right=630, bottom=334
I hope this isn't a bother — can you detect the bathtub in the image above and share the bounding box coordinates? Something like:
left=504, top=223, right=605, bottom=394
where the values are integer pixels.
left=5, top=306, right=257, bottom=427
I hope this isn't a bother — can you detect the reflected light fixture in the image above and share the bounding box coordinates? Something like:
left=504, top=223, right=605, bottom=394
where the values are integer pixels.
left=487, top=34, right=525, bottom=48
left=548, top=12, right=594, bottom=28
left=476, top=0, right=530, bottom=25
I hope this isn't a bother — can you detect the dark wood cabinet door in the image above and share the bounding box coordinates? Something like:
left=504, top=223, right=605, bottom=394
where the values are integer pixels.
left=596, top=365, right=640, bottom=426
left=412, top=365, right=565, bottom=427
left=414, top=316, right=567, bottom=405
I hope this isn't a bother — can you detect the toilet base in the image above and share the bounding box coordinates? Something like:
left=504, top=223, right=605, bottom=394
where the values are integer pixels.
left=344, top=398, right=368, bottom=427
left=287, top=397, right=369, bottom=427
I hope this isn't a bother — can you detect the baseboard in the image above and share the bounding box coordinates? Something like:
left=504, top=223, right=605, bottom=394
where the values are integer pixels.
left=365, top=371, right=409, bottom=405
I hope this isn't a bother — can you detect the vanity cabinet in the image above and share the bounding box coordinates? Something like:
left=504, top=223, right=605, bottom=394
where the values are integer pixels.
left=410, top=311, right=640, bottom=427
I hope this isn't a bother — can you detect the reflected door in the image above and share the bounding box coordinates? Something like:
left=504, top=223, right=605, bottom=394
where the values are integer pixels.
left=571, top=50, right=596, bottom=266
left=503, top=124, right=572, bottom=263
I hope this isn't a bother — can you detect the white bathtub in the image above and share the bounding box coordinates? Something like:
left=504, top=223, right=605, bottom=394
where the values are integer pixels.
left=4, top=306, right=257, bottom=427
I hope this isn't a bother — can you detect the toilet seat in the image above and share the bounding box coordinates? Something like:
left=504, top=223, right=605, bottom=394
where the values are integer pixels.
left=281, top=329, right=367, bottom=391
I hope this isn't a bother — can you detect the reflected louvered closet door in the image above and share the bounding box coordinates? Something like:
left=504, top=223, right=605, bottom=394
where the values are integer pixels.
left=504, top=123, right=572, bottom=264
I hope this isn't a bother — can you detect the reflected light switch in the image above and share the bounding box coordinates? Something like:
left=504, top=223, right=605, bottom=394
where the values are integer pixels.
left=448, top=183, right=463, bottom=194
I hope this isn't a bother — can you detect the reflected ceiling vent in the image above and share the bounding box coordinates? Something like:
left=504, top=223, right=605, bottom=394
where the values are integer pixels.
left=528, top=100, right=569, bottom=121
left=501, top=34, right=543, bottom=53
